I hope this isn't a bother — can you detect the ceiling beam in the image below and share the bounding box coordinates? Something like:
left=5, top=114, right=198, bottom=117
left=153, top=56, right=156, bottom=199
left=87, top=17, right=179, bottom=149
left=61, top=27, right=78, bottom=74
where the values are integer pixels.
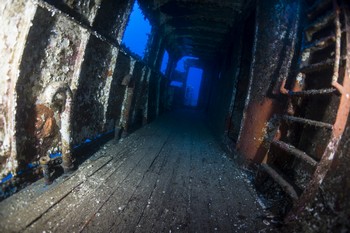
left=166, top=29, right=228, bottom=40
left=163, top=27, right=228, bottom=38
left=160, top=15, right=235, bottom=28
left=152, top=0, right=242, bottom=11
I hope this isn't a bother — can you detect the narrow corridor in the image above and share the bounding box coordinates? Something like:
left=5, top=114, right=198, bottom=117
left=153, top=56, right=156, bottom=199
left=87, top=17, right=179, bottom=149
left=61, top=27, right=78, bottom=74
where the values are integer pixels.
left=1, top=0, right=350, bottom=231
left=0, top=110, right=271, bottom=232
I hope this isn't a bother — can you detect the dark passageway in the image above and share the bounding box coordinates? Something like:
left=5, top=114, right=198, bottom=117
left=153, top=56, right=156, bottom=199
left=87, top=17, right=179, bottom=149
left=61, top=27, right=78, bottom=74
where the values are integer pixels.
left=1, top=0, right=350, bottom=232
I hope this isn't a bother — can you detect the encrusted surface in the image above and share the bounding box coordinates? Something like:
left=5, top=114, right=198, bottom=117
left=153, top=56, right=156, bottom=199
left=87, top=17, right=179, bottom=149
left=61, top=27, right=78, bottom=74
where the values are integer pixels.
left=15, top=6, right=89, bottom=164
left=0, top=0, right=163, bottom=182
left=237, top=0, right=301, bottom=162
left=45, top=0, right=102, bottom=25
left=138, top=0, right=245, bottom=60
left=0, top=0, right=37, bottom=177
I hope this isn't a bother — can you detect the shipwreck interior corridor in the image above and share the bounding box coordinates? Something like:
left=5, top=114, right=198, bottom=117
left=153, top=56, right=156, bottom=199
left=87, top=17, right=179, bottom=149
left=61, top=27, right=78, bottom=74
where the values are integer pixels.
left=1, top=0, right=350, bottom=232
left=0, top=110, right=271, bottom=232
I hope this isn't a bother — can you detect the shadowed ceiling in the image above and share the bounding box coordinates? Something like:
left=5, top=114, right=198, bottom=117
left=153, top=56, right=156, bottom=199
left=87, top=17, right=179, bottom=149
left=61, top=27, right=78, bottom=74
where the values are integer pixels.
left=138, top=0, right=248, bottom=62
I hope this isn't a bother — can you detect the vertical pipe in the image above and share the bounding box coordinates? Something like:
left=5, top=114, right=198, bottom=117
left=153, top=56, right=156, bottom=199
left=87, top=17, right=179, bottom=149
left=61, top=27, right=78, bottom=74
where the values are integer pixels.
left=40, top=82, right=74, bottom=173
left=143, top=69, right=151, bottom=125
left=39, top=156, right=51, bottom=185
left=60, top=87, right=73, bottom=173
left=332, top=0, right=341, bottom=84
left=122, top=87, right=135, bottom=137
left=118, top=59, right=136, bottom=137
left=156, top=75, right=161, bottom=116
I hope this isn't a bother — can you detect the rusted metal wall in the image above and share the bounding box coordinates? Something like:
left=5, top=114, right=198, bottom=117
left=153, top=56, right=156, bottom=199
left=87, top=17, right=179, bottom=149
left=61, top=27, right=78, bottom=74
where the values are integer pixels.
left=105, top=52, right=130, bottom=130
left=0, top=0, right=167, bottom=181
left=236, top=0, right=302, bottom=163
left=72, top=35, right=117, bottom=143
left=0, top=0, right=38, bottom=178
left=44, top=0, right=102, bottom=26
left=15, top=4, right=91, bottom=167
left=93, top=0, right=135, bottom=44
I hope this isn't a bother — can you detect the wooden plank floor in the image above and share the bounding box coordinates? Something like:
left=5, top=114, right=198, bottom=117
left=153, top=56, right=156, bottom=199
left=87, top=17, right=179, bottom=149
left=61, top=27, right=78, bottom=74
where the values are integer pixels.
left=0, top=110, right=274, bottom=233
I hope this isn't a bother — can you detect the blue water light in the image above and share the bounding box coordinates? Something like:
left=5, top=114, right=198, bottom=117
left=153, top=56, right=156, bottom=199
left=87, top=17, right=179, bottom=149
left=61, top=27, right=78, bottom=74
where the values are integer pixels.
left=185, top=67, right=203, bottom=107
left=122, top=1, right=152, bottom=58
left=160, top=50, right=169, bottom=74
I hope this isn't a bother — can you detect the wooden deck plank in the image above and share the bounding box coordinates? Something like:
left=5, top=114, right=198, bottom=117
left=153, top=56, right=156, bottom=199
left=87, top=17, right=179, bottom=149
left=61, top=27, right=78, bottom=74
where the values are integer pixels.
left=31, top=121, right=170, bottom=233
left=24, top=156, right=117, bottom=233
left=187, top=120, right=215, bottom=232
left=0, top=154, right=114, bottom=232
left=106, top=124, right=189, bottom=232
left=0, top=150, right=110, bottom=218
left=80, top=126, right=173, bottom=232
left=0, top=130, right=142, bottom=220
left=197, top=129, right=245, bottom=232
left=0, top=110, right=274, bottom=233
left=145, top=128, right=192, bottom=232
left=204, top=138, right=268, bottom=232
left=0, top=120, right=161, bottom=232
left=23, top=137, right=145, bottom=233
left=132, top=128, right=190, bottom=233
left=197, top=128, right=231, bottom=232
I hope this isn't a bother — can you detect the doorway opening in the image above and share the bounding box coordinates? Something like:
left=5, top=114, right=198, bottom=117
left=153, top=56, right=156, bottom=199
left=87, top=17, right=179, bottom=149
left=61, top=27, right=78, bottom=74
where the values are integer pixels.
left=184, top=67, right=203, bottom=107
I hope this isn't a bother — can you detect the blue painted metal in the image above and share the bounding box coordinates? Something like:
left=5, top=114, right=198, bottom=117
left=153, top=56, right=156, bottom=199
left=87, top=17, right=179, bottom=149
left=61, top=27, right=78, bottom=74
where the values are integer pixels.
left=0, top=129, right=115, bottom=185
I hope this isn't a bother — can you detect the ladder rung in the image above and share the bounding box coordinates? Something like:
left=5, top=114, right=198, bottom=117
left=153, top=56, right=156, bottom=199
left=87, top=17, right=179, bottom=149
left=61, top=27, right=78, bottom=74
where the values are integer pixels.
left=303, top=34, right=335, bottom=53
left=282, top=115, right=333, bottom=129
left=307, top=0, right=332, bottom=20
left=289, top=88, right=337, bottom=97
left=261, top=163, right=299, bottom=200
left=272, top=140, right=318, bottom=166
left=300, top=55, right=346, bottom=73
left=305, top=11, right=335, bottom=41
left=299, top=58, right=334, bottom=73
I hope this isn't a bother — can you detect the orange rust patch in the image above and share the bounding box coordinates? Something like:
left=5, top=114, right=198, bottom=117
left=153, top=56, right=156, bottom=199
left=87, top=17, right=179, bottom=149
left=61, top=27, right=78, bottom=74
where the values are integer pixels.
left=35, top=104, right=56, bottom=138
left=236, top=98, right=283, bottom=162
left=42, top=117, right=55, bottom=138
left=107, top=69, right=113, bottom=77
left=34, top=104, right=59, bottom=156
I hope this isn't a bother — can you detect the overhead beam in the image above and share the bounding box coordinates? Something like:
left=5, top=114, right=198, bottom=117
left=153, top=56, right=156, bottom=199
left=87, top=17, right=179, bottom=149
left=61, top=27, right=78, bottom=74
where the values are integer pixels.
left=161, top=15, right=235, bottom=28
left=167, top=38, right=223, bottom=52
left=177, top=44, right=220, bottom=50
left=179, top=45, right=221, bottom=53
left=163, top=27, right=228, bottom=38
left=166, top=30, right=228, bottom=41
left=168, top=34, right=223, bottom=43
left=157, top=2, right=239, bottom=18
left=180, top=50, right=220, bottom=60
left=167, top=37, right=223, bottom=52
left=152, top=0, right=242, bottom=11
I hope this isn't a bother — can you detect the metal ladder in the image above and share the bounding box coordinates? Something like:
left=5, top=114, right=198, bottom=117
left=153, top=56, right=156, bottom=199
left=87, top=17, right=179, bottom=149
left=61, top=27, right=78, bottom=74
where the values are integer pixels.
left=259, top=0, right=350, bottom=221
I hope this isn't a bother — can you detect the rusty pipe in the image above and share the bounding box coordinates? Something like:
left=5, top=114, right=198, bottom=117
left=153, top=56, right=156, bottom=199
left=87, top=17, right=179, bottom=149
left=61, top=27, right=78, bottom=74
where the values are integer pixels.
left=332, top=0, right=341, bottom=83
left=279, top=79, right=290, bottom=95
left=39, top=156, right=51, bottom=185
left=39, top=82, right=74, bottom=173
